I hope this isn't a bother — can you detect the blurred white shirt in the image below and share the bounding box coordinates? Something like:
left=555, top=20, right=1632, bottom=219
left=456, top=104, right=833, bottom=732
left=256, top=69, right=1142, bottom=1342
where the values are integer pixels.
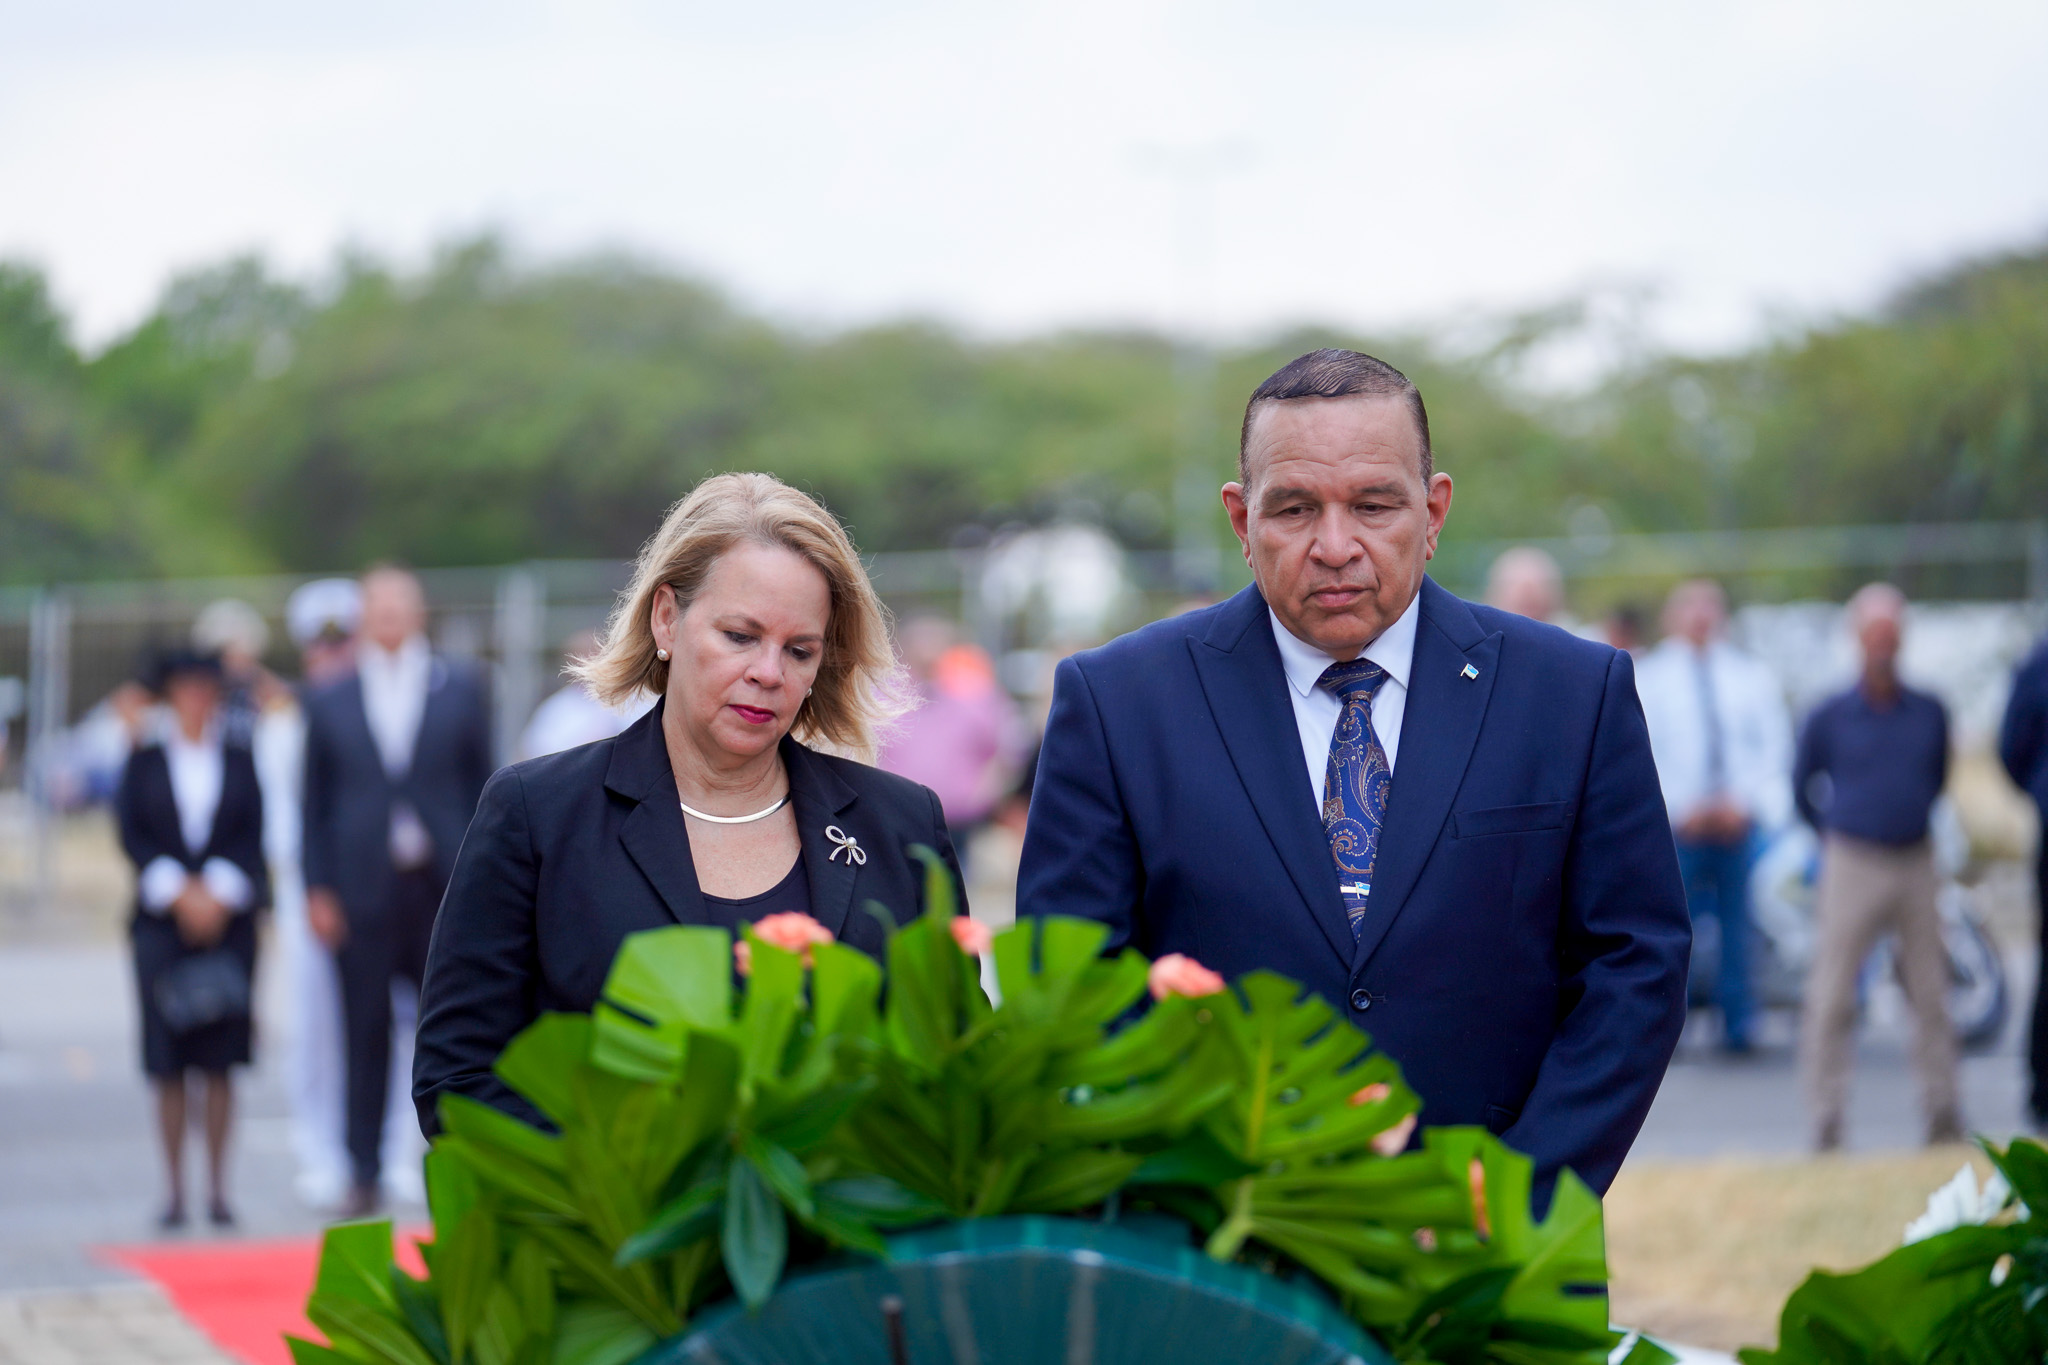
left=518, top=682, right=653, bottom=761
left=358, top=635, right=430, bottom=777
left=1635, top=637, right=1793, bottom=830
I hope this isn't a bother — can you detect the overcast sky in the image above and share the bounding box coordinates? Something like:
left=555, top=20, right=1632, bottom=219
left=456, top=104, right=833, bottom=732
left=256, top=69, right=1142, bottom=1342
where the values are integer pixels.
left=4, top=0, right=2045, bottom=354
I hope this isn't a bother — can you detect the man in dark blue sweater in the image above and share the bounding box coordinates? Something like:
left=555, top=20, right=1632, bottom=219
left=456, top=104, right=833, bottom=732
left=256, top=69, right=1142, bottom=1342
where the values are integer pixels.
left=2000, top=631, right=2048, bottom=1126
left=1791, top=582, right=1958, bottom=1151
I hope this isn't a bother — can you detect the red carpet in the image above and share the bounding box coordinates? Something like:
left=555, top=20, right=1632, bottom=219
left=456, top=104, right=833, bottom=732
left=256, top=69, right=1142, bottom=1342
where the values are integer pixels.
left=101, top=1229, right=428, bottom=1365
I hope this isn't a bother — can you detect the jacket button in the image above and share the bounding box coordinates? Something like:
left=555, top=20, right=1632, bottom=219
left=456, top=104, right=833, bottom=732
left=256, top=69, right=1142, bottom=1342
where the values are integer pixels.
left=1350, top=989, right=1371, bottom=1011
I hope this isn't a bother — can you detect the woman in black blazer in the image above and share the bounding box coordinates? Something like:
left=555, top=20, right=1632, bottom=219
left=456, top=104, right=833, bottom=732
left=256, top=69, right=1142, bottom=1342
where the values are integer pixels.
left=414, top=474, right=965, bottom=1132
left=116, top=650, right=269, bottom=1229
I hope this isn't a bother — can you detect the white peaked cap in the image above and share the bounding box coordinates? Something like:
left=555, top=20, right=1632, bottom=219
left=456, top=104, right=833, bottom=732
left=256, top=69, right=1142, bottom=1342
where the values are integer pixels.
left=287, top=578, right=364, bottom=646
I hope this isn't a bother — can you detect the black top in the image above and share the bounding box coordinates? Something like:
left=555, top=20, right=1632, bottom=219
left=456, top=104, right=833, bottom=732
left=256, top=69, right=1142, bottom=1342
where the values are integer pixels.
left=116, top=741, right=270, bottom=921
left=1793, top=682, right=1950, bottom=846
left=413, top=699, right=964, bottom=1134
left=699, top=857, right=812, bottom=930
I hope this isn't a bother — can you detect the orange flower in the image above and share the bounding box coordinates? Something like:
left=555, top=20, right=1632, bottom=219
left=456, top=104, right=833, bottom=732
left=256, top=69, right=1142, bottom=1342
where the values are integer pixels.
left=1348, top=1082, right=1391, bottom=1107
left=1468, top=1156, right=1491, bottom=1241
left=734, top=912, right=835, bottom=975
left=949, top=916, right=994, bottom=956
left=1370, top=1113, right=1417, bottom=1158
left=1147, top=953, right=1225, bottom=1001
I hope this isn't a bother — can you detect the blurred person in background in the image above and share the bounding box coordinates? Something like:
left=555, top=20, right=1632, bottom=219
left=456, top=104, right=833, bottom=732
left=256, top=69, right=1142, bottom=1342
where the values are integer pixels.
left=1998, top=625, right=2048, bottom=1129
left=1793, top=583, right=1959, bottom=1151
left=117, top=650, right=268, bottom=1230
left=1603, top=603, right=1647, bottom=656
left=266, top=578, right=362, bottom=1209
left=304, top=566, right=492, bottom=1216
left=1635, top=579, right=1792, bottom=1054
left=517, top=628, right=656, bottom=760
left=192, top=598, right=281, bottom=744
left=1483, top=545, right=1568, bottom=626
left=877, top=615, right=1025, bottom=864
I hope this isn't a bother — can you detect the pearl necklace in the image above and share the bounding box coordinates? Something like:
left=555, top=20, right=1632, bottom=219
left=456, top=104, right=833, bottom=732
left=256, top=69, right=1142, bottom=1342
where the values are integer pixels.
left=679, top=793, right=790, bottom=825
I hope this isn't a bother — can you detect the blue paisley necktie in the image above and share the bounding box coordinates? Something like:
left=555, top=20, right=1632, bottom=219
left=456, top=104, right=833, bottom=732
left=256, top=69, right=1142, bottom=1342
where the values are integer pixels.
left=1318, top=658, right=1392, bottom=940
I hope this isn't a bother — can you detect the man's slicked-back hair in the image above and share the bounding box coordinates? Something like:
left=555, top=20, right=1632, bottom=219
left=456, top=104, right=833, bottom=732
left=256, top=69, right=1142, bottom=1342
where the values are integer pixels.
left=1238, top=348, right=1432, bottom=487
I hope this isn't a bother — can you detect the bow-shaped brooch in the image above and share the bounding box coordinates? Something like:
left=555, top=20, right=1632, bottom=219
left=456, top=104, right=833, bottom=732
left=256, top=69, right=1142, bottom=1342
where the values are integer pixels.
left=825, top=825, right=866, bottom=865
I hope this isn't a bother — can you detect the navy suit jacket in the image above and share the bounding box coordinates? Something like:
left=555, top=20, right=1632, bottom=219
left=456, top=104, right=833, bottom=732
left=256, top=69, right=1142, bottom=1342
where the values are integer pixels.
left=302, top=656, right=494, bottom=920
left=1017, top=578, right=1690, bottom=1195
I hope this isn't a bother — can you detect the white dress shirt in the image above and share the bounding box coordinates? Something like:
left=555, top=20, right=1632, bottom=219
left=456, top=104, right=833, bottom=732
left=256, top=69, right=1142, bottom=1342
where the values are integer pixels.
left=1270, top=590, right=1422, bottom=804
left=1634, top=636, right=1793, bottom=830
left=359, top=634, right=435, bottom=868
left=140, top=725, right=255, bottom=915
left=359, top=635, right=432, bottom=777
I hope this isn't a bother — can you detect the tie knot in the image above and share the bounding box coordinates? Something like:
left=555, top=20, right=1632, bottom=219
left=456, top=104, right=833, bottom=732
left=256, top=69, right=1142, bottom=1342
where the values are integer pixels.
left=1318, top=658, right=1388, bottom=701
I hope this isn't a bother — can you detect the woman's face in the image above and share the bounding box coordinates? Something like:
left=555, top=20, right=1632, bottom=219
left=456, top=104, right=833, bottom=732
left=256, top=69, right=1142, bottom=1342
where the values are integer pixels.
left=165, top=674, right=220, bottom=739
left=654, top=541, right=831, bottom=763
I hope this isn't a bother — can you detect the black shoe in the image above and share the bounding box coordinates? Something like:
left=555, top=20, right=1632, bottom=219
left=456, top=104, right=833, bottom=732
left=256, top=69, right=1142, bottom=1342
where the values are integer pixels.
left=336, top=1183, right=381, bottom=1220
left=208, top=1199, right=236, bottom=1229
left=157, top=1201, right=187, bottom=1231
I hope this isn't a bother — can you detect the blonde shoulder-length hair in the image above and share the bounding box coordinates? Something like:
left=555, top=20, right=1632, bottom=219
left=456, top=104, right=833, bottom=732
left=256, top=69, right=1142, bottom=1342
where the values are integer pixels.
left=575, top=472, right=906, bottom=761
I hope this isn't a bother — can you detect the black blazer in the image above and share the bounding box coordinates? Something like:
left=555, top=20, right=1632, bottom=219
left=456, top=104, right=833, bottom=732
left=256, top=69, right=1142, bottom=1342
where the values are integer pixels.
left=301, top=656, right=493, bottom=917
left=412, top=700, right=964, bottom=1133
left=116, top=740, right=270, bottom=920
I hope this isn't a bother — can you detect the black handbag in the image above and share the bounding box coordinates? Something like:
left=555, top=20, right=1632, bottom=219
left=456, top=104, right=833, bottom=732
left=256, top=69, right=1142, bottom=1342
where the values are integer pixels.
left=154, top=949, right=252, bottom=1035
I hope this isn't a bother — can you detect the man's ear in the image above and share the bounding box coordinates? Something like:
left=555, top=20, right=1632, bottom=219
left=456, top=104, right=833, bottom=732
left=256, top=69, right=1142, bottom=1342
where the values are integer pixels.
left=1221, top=482, right=1254, bottom=566
left=1422, top=472, right=1454, bottom=560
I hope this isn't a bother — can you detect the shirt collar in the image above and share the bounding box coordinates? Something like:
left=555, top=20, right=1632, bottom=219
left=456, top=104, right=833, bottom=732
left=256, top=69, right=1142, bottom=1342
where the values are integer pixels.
left=360, top=634, right=429, bottom=677
left=1269, top=589, right=1422, bottom=699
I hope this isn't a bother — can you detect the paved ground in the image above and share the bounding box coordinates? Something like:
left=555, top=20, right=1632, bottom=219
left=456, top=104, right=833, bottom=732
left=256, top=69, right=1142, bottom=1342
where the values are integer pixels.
left=0, top=918, right=2036, bottom=1361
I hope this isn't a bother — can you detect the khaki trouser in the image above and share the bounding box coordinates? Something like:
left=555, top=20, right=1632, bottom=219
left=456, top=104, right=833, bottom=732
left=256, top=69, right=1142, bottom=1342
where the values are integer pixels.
left=1800, top=835, right=1959, bottom=1135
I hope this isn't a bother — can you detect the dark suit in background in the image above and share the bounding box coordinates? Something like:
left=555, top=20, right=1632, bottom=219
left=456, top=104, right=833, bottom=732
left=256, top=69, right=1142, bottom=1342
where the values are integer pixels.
left=303, top=655, right=491, bottom=1189
left=2001, top=639, right=2048, bottom=1122
left=413, top=702, right=963, bottom=1133
left=1019, top=578, right=1691, bottom=1199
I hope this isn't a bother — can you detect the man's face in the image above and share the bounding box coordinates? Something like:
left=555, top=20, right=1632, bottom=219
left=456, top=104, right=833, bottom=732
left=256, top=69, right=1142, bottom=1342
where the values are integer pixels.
left=1857, top=608, right=1902, bottom=673
left=1667, top=582, right=1726, bottom=647
left=1223, top=395, right=1453, bottom=658
left=360, top=571, right=427, bottom=653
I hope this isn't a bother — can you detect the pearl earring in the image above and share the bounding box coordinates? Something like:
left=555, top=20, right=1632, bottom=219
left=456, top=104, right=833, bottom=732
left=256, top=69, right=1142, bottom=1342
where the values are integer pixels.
left=656, top=648, right=670, bottom=662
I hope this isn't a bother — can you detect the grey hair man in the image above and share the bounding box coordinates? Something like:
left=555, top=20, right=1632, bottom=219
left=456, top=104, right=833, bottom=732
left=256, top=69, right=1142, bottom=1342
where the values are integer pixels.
left=1791, top=583, right=1959, bottom=1150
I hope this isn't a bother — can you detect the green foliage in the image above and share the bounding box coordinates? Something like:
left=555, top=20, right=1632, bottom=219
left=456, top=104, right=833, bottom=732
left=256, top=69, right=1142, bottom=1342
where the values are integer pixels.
left=304, top=878, right=1617, bottom=1364
left=1741, top=1137, right=2048, bottom=1364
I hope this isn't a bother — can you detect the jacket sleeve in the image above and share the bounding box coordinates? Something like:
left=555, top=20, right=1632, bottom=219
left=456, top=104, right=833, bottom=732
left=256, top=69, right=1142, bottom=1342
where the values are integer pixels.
left=1014, top=654, right=1144, bottom=950
left=1501, top=648, right=1691, bottom=1198
left=2001, top=656, right=2046, bottom=798
left=920, top=785, right=972, bottom=920
left=301, top=696, right=339, bottom=894
left=117, top=750, right=170, bottom=870
left=413, top=765, right=545, bottom=1135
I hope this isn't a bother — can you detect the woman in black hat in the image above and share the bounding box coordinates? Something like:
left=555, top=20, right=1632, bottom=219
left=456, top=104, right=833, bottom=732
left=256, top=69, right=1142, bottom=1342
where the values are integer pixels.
left=117, top=650, right=268, bottom=1229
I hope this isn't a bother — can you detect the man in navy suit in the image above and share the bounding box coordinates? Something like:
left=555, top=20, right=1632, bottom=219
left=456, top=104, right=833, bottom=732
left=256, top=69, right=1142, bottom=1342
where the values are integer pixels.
left=1018, top=349, right=1690, bottom=1199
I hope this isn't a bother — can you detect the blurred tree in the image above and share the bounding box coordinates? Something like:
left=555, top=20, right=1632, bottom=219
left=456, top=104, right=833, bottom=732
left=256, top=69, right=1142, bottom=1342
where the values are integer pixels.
left=4, top=234, right=2045, bottom=586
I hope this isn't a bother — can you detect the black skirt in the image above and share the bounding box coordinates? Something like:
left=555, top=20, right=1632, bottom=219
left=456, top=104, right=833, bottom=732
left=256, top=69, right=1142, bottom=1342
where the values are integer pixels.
left=131, top=910, right=259, bottom=1077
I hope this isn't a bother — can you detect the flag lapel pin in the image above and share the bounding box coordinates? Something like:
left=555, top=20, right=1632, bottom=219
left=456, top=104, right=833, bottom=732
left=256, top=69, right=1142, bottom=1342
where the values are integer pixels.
left=1461, top=663, right=1480, bottom=680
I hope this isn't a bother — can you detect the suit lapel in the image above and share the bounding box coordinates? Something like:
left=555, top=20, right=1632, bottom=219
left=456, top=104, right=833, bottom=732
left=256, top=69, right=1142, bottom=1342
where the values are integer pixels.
left=1352, top=578, right=1499, bottom=972
left=1188, top=586, right=1358, bottom=968
left=337, top=674, right=390, bottom=786
left=605, top=704, right=706, bottom=925
left=784, top=739, right=862, bottom=940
